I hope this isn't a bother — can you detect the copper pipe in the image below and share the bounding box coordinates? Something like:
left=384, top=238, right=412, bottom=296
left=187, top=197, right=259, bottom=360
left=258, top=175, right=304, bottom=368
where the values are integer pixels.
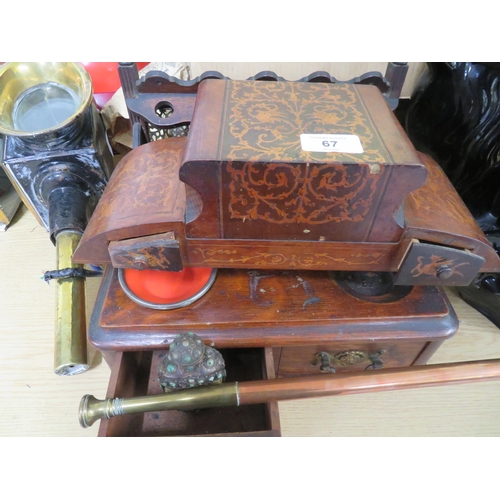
left=238, top=359, right=500, bottom=404
left=79, top=359, right=500, bottom=427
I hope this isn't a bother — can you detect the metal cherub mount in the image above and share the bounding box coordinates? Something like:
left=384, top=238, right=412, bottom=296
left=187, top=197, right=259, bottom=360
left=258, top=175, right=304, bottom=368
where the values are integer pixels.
left=158, top=332, right=226, bottom=392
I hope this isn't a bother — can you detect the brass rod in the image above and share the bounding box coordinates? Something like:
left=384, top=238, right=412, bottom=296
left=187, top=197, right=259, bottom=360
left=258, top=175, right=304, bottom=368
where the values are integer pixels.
left=54, top=230, right=89, bottom=376
left=79, top=383, right=239, bottom=428
left=79, top=359, right=500, bottom=428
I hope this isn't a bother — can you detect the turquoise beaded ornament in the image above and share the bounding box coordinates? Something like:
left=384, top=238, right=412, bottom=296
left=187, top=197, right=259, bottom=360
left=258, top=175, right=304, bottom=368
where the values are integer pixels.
left=158, top=332, right=226, bottom=392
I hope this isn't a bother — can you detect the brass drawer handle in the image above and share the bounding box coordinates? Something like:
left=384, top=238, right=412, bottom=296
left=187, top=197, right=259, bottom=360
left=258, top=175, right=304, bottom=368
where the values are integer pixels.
left=313, top=352, right=337, bottom=373
left=313, top=350, right=386, bottom=373
left=365, top=350, right=386, bottom=370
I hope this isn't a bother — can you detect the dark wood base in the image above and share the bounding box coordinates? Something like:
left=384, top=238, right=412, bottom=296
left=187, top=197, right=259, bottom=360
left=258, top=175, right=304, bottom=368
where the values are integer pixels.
left=91, top=266, right=458, bottom=436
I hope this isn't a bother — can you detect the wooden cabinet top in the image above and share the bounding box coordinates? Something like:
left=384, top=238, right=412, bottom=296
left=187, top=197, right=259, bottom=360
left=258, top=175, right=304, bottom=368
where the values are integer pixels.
left=183, top=79, right=425, bottom=168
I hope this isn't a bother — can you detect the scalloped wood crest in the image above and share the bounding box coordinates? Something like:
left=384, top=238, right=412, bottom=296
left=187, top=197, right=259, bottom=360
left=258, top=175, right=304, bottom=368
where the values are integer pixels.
left=135, top=69, right=391, bottom=95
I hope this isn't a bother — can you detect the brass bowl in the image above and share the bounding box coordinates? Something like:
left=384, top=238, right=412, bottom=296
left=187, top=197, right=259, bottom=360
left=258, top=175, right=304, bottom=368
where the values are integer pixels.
left=0, top=62, right=93, bottom=136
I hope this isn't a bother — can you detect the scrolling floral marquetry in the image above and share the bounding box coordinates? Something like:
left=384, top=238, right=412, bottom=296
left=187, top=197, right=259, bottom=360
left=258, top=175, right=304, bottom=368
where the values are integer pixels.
left=219, top=81, right=393, bottom=233
left=86, top=137, right=186, bottom=231
left=220, top=81, right=392, bottom=164
left=180, top=79, right=430, bottom=244
left=406, top=153, right=479, bottom=228
left=190, top=247, right=388, bottom=268
left=73, top=137, right=188, bottom=264
left=227, top=161, right=384, bottom=225
left=74, top=78, right=500, bottom=285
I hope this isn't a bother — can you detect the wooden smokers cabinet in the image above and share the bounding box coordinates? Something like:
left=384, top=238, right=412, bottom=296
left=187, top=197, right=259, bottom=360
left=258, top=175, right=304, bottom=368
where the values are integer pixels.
left=74, top=78, right=500, bottom=284
left=75, top=65, right=500, bottom=436
left=91, top=266, right=458, bottom=437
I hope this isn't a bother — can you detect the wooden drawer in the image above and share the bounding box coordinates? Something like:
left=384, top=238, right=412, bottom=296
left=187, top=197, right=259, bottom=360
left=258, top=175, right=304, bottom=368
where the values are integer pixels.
left=275, top=340, right=436, bottom=377
left=98, top=347, right=281, bottom=437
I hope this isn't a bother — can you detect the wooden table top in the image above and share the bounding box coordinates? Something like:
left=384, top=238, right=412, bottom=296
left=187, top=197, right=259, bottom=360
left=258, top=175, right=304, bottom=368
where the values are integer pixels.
left=1, top=206, right=499, bottom=436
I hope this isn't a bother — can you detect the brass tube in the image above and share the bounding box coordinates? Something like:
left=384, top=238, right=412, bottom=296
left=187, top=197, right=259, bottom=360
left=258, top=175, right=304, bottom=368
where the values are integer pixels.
left=79, top=383, right=239, bottom=428
left=79, top=359, right=500, bottom=428
left=54, top=230, right=89, bottom=376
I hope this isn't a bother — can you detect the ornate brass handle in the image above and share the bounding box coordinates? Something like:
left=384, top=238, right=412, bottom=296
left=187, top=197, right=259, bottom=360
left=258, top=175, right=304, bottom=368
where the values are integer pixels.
left=313, top=352, right=337, bottom=373
left=313, top=349, right=386, bottom=373
left=365, top=350, right=386, bottom=370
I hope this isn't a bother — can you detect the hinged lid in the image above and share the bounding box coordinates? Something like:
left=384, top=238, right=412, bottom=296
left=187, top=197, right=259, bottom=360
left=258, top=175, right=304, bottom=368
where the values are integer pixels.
left=180, top=80, right=427, bottom=243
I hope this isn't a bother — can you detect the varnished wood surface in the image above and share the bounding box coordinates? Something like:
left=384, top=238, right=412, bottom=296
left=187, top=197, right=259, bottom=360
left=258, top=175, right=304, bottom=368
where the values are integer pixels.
left=181, top=80, right=426, bottom=244
left=72, top=136, right=500, bottom=279
left=406, top=153, right=499, bottom=270
left=276, top=341, right=429, bottom=376
left=1, top=206, right=500, bottom=436
left=73, top=137, right=187, bottom=264
left=91, top=266, right=457, bottom=351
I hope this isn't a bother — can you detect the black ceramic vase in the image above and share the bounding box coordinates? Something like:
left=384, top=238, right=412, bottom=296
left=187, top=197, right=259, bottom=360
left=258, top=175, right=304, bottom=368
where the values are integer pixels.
left=406, top=62, right=500, bottom=233
left=406, top=62, right=500, bottom=328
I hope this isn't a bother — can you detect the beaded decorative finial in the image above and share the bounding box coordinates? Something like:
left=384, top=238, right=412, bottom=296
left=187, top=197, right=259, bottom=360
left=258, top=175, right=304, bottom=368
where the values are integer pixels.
left=158, top=332, right=226, bottom=392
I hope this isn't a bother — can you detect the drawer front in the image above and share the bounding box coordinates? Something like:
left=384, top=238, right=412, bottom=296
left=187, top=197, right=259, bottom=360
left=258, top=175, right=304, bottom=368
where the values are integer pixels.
left=99, top=347, right=281, bottom=437
left=276, top=341, right=427, bottom=376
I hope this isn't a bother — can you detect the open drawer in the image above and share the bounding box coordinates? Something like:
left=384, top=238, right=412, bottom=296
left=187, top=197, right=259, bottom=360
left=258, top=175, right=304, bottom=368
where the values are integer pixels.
left=98, top=347, right=281, bottom=437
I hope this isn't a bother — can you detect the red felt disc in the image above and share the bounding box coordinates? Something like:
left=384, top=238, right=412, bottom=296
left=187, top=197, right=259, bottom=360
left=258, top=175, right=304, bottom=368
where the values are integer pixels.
left=123, top=267, right=214, bottom=305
